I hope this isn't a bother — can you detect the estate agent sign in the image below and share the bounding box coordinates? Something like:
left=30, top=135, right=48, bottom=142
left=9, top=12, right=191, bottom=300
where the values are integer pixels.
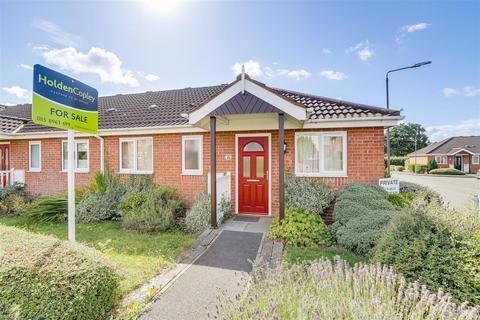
left=378, top=178, right=400, bottom=193
left=32, top=64, right=98, bottom=134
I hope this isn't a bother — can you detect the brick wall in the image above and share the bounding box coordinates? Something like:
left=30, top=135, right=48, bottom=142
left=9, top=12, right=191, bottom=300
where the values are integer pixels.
left=8, top=126, right=385, bottom=216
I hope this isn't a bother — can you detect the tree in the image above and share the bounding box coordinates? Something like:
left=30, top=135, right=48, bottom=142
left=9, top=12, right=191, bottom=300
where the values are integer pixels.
left=385, top=123, right=429, bottom=156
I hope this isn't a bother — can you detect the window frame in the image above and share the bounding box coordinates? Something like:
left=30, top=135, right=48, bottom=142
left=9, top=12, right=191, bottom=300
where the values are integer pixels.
left=435, top=155, right=448, bottom=164
left=119, top=137, right=153, bottom=174
left=294, top=131, right=348, bottom=177
left=61, top=139, right=90, bottom=173
left=473, top=155, right=480, bottom=165
left=29, top=141, right=41, bottom=172
left=182, top=135, right=203, bottom=176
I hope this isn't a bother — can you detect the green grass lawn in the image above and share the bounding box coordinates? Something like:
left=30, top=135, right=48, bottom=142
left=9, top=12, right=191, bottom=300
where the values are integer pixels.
left=0, top=216, right=196, bottom=294
left=285, top=246, right=367, bottom=266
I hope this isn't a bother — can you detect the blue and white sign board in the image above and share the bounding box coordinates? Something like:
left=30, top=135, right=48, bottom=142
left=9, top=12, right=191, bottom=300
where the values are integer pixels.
left=32, top=65, right=98, bottom=242
left=379, top=178, right=400, bottom=193
left=32, top=64, right=98, bottom=134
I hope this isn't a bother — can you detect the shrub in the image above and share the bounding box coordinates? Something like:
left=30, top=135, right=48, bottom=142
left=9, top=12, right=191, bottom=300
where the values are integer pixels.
left=269, top=208, right=332, bottom=247
left=0, top=183, right=32, bottom=216
left=220, top=258, right=479, bottom=319
left=427, top=159, right=438, bottom=171
left=185, top=192, right=210, bottom=233
left=121, top=185, right=185, bottom=232
left=429, top=168, right=465, bottom=175
left=218, top=196, right=232, bottom=224
left=373, top=208, right=480, bottom=305
left=399, top=181, right=442, bottom=204
left=331, top=183, right=395, bottom=255
left=285, top=176, right=334, bottom=215
left=25, top=194, right=70, bottom=222
left=0, top=225, right=120, bottom=319
left=387, top=192, right=415, bottom=208
left=77, top=171, right=126, bottom=222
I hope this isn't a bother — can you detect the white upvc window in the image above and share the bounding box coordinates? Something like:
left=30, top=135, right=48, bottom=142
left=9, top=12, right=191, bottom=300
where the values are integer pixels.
left=295, top=131, right=347, bottom=177
left=62, top=140, right=89, bottom=173
left=29, top=141, right=41, bottom=172
left=473, top=155, right=480, bottom=164
left=119, top=137, right=153, bottom=174
left=182, top=135, right=203, bottom=175
left=435, top=155, right=448, bottom=164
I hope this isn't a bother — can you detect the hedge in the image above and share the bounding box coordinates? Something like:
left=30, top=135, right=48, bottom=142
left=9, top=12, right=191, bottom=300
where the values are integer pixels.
left=384, top=156, right=407, bottom=167
left=429, top=168, right=465, bottom=175
left=407, top=164, right=427, bottom=173
left=0, top=225, right=120, bottom=319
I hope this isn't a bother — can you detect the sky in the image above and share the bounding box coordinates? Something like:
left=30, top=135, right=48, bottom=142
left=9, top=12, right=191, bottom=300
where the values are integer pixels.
left=0, top=0, right=479, bottom=141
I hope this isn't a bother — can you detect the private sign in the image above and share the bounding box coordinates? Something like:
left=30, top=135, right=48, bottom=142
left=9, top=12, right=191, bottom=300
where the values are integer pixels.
left=378, top=178, right=400, bottom=193
left=32, top=64, right=98, bottom=134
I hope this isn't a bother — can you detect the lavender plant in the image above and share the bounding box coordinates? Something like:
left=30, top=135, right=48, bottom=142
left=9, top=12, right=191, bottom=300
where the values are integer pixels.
left=219, top=258, right=479, bottom=320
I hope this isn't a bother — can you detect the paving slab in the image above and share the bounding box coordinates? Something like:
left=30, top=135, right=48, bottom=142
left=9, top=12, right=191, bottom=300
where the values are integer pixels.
left=140, top=230, right=263, bottom=320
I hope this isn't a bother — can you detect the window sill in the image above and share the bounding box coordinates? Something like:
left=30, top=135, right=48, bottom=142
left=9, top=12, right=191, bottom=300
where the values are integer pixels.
left=182, top=171, right=203, bottom=176
left=295, top=173, right=348, bottom=178
left=118, top=171, right=153, bottom=175
left=28, top=169, right=41, bottom=173
left=61, top=170, right=90, bottom=174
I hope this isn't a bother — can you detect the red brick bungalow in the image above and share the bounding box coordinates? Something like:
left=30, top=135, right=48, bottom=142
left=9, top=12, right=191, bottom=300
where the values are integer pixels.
left=0, top=75, right=402, bottom=218
left=408, top=136, right=480, bottom=174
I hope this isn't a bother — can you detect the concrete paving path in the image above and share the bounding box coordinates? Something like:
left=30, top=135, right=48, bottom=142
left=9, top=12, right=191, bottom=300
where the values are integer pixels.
left=140, top=217, right=271, bottom=320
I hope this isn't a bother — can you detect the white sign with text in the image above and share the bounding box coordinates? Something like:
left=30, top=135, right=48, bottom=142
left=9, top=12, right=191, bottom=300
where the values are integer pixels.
left=378, top=178, right=400, bottom=193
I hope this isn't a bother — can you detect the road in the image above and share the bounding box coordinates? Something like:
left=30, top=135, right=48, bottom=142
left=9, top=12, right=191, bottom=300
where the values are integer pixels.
left=392, top=172, right=480, bottom=209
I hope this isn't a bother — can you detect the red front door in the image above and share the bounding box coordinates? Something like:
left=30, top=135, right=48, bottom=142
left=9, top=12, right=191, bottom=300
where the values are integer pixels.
left=238, top=137, right=268, bottom=215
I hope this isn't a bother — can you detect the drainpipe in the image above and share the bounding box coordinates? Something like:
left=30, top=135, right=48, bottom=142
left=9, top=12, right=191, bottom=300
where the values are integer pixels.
left=94, top=135, right=105, bottom=173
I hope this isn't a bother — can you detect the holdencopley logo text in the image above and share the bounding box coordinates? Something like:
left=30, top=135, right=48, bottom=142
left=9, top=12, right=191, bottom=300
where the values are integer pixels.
left=37, top=73, right=96, bottom=103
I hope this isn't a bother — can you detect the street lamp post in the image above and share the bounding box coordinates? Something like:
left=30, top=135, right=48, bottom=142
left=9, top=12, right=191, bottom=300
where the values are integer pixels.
left=386, top=61, right=431, bottom=176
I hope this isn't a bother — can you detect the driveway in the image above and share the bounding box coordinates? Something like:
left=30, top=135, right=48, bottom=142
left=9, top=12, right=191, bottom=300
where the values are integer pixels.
left=392, top=172, right=480, bottom=209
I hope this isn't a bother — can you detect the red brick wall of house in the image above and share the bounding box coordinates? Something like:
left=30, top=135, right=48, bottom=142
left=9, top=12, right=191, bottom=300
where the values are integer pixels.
left=8, top=127, right=385, bottom=216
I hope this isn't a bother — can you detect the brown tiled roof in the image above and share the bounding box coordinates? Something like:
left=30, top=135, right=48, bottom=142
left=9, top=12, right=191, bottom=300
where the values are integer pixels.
left=0, top=83, right=400, bottom=134
left=0, top=115, right=28, bottom=133
left=410, top=136, right=480, bottom=155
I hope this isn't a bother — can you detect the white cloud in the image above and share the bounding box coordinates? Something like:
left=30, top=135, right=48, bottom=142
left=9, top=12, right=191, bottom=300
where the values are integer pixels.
left=396, top=22, right=431, bottom=43
left=442, top=86, right=480, bottom=97
left=401, top=22, right=431, bottom=33
left=32, top=20, right=81, bottom=47
left=144, top=74, right=160, bottom=81
left=232, top=60, right=264, bottom=77
left=0, top=102, right=15, bottom=106
left=320, top=70, right=348, bottom=80
left=231, top=60, right=310, bottom=80
left=2, top=86, right=29, bottom=99
left=346, top=41, right=374, bottom=61
left=463, top=86, right=480, bottom=97
left=322, top=48, right=332, bottom=54
left=277, top=69, right=311, bottom=80
left=426, top=119, right=480, bottom=142
left=41, top=47, right=139, bottom=86
left=18, top=64, right=33, bottom=70
left=442, top=88, right=460, bottom=97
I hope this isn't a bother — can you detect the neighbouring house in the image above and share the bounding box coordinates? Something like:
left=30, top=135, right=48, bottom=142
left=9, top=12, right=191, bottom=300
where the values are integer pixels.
left=0, top=74, right=402, bottom=218
left=408, top=136, right=480, bottom=174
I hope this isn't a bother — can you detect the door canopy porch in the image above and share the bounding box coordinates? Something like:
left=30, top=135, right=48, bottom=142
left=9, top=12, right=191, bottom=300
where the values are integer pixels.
left=186, top=73, right=307, bottom=130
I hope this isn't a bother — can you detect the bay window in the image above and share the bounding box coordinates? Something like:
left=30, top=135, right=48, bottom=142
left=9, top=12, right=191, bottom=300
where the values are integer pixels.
left=182, top=136, right=202, bottom=175
left=62, top=140, right=89, bottom=172
left=473, top=155, right=480, bottom=164
left=119, top=137, right=153, bottom=173
left=295, top=131, right=347, bottom=177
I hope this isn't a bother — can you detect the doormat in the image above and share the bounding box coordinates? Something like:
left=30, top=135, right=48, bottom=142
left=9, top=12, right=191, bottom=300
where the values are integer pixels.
left=234, top=216, right=260, bottom=222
